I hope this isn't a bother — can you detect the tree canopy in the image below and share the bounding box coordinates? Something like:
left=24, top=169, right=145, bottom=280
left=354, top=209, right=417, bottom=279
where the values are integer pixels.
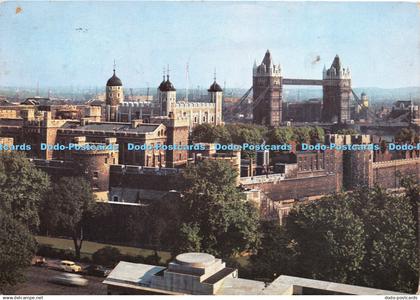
left=251, top=186, right=419, bottom=293
left=0, top=211, right=37, bottom=292
left=190, top=124, right=325, bottom=158
left=395, top=128, right=418, bottom=143
left=0, top=152, right=48, bottom=292
left=173, top=160, right=261, bottom=258
left=191, top=123, right=230, bottom=144
left=41, top=176, right=96, bottom=259
left=0, top=152, right=49, bottom=229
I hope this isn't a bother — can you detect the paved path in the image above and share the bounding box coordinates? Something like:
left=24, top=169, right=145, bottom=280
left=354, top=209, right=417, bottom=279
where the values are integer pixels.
left=9, top=266, right=107, bottom=295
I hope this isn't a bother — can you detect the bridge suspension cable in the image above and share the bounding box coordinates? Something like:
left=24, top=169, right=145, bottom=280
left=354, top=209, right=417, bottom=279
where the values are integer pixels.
left=223, top=86, right=253, bottom=120
left=351, top=89, right=380, bottom=123
left=228, top=86, right=253, bottom=111
left=251, top=86, right=270, bottom=110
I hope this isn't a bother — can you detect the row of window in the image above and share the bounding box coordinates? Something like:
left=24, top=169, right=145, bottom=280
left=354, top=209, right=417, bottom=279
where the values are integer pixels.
left=108, top=93, right=121, bottom=97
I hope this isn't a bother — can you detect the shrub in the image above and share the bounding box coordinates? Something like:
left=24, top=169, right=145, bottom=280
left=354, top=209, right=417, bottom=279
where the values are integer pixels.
left=92, top=246, right=121, bottom=267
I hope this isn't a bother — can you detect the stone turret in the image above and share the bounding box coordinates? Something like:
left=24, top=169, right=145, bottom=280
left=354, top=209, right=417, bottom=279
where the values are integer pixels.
left=158, top=72, right=177, bottom=117
left=322, top=55, right=352, bottom=124
left=208, top=74, right=223, bottom=126
left=252, top=50, right=283, bottom=126
left=105, top=64, right=124, bottom=122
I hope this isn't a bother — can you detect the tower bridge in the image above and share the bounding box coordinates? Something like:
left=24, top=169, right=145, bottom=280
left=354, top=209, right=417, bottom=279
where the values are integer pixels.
left=227, top=50, right=413, bottom=129
left=225, top=50, right=414, bottom=132
left=250, top=50, right=352, bottom=126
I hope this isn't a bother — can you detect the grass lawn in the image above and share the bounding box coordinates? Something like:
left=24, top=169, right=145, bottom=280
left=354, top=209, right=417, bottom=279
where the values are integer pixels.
left=35, top=235, right=250, bottom=268
left=35, top=235, right=172, bottom=264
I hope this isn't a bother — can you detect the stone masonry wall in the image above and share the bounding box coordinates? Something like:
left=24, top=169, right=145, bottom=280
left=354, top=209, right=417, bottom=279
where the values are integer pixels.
left=373, top=158, right=420, bottom=189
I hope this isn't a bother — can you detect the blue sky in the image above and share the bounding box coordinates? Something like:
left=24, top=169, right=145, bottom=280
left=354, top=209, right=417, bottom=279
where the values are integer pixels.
left=0, top=1, right=419, bottom=89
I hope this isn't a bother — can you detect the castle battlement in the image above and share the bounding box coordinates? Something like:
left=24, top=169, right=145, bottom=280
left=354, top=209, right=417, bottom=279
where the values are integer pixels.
left=373, top=157, right=420, bottom=168
left=110, top=164, right=182, bottom=175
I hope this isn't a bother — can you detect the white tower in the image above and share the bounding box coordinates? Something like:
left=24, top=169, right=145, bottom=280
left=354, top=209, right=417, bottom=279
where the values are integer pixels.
left=106, top=62, right=124, bottom=122
left=158, top=69, right=176, bottom=117
left=208, top=71, right=223, bottom=125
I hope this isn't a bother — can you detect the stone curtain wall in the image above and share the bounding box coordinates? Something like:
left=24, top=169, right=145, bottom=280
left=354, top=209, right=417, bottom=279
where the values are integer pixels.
left=243, top=174, right=340, bottom=202
left=373, top=158, right=420, bottom=189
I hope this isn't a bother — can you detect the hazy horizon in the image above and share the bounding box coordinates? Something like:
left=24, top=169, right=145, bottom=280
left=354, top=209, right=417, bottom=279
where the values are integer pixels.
left=0, top=1, right=419, bottom=89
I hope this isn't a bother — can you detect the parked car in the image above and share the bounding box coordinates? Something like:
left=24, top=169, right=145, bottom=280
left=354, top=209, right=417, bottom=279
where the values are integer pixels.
left=31, top=256, right=46, bottom=266
left=84, top=265, right=112, bottom=277
left=50, top=273, right=88, bottom=287
left=60, top=260, right=82, bottom=273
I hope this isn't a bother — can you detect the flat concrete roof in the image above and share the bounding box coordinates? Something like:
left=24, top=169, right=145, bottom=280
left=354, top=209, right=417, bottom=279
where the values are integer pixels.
left=104, top=261, right=165, bottom=287
left=262, top=275, right=406, bottom=295
left=104, top=261, right=406, bottom=296
left=217, top=277, right=266, bottom=295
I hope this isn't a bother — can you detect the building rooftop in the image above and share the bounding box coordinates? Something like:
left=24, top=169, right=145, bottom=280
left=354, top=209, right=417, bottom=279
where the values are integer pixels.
left=159, top=75, right=176, bottom=92
left=208, top=80, right=223, bottom=92
left=107, top=70, right=123, bottom=87
left=262, top=275, right=404, bottom=295
left=103, top=261, right=173, bottom=293
left=217, top=277, right=266, bottom=295
left=103, top=252, right=406, bottom=296
left=61, top=122, right=162, bottom=134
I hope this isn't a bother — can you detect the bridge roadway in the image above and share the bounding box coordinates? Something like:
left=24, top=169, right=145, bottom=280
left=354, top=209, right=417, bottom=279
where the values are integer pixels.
left=282, top=78, right=323, bottom=86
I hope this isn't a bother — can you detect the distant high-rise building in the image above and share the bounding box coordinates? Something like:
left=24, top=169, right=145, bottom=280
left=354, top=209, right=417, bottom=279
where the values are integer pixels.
left=252, top=50, right=282, bottom=126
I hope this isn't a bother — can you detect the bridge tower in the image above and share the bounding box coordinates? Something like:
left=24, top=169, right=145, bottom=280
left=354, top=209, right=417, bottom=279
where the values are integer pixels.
left=322, top=55, right=352, bottom=124
left=252, top=50, right=282, bottom=127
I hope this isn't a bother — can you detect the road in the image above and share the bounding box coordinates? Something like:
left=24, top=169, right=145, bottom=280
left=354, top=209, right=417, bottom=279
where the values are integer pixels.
left=9, top=266, right=107, bottom=295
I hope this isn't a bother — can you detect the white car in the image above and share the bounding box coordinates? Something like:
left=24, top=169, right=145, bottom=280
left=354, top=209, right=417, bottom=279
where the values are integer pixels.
left=51, top=273, right=88, bottom=287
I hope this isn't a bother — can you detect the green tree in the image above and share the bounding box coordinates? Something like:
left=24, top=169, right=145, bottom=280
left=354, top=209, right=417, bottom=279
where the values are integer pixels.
left=285, top=194, right=366, bottom=284
left=0, top=211, right=36, bottom=292
left=0, top=152, right=49, bottom=291
left=191, top=124, right=230, bottom=143
left=175, top=222, right=202, bottom=253
left=226, top=124, right=266, bottom=158
left=250, top=221, right=296, bottom=281
left=292, top=127, right=311, bottom=144
left=336, top=128, right=360, bottom=135
left=0, top=152, right=49, bottom=230
left=309, top=126, right=325, bottom=144
left=267, top=127, right=294, bottom=145
left=41, top=177, right=96, bottom=259
left=175, top=160, right=261, bottom=258
left=92, top=246, right=121, bottom=267
left=401, top=175, right=420, bottom=239
left=395, top=128, right=417, bottom=143
left=252, top=186, right=419, bottom=293
left=349, top=187, right=418, bottom=292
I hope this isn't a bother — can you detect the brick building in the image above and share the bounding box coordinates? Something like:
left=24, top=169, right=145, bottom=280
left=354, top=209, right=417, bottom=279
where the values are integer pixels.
left=283, top=99, right=322, bottom=122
